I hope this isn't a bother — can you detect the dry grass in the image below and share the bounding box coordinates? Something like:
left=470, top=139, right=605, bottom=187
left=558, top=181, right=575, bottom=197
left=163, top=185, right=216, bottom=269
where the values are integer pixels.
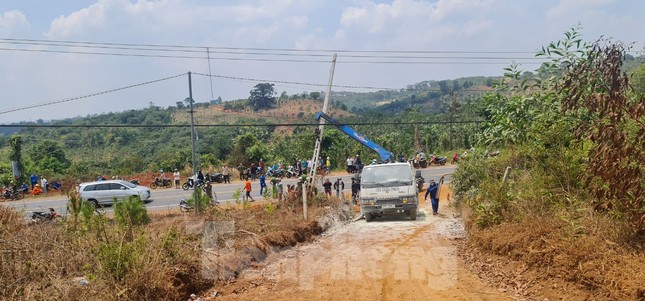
left=463, top=211, right=645, bottom=300
left=0, top=194, right=348, bottom=301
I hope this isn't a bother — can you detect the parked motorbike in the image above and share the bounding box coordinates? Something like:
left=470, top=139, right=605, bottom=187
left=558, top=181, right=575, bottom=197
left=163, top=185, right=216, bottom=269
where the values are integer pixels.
left=429, top=155, right=447, bottom=166
left=31, top=208, right=62, bottom=224
left=150, top=177, right=173, bottom=189
left=1, top=188, right=24, bottom=200
left=284, top=166, right=298, bottom=178
left=415, top=170, right=425, bottom=191
left=181, top=179, right=202, bottom=190
left=207, top=173, right=224, bottom=183
left=179, top=199, right=194, bottom=212
left=266, top=168, right=285, bottom=178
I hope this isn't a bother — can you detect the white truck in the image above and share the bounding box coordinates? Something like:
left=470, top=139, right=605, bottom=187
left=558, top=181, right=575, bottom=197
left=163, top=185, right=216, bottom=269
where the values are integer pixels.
left=359, top=162, right=418, bottom=222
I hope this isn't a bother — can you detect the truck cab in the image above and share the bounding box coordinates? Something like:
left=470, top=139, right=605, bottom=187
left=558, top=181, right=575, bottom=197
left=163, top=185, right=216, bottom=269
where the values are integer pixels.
left=359, top=162, right=418, bottom=222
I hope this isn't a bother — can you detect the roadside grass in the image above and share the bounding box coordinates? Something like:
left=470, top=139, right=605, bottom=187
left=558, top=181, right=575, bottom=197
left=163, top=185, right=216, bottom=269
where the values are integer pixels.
left=452, top=147, right=645, bottom=300
left=0, top=192, right=349, bottom=301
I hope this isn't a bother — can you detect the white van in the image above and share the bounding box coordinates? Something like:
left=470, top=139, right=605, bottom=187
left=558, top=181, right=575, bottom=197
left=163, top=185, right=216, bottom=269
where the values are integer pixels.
left=78, top=180, right=151, bottom=206
left=359, top=162, right=418, bottom=222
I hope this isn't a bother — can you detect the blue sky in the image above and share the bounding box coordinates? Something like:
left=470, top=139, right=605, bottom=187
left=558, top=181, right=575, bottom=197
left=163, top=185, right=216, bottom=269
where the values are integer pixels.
left=0, top=0, right=643, bottom=123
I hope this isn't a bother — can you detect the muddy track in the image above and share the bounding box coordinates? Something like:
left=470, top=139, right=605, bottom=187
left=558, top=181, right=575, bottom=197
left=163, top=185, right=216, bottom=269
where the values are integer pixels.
left=209, top=198, right=512, bottom=301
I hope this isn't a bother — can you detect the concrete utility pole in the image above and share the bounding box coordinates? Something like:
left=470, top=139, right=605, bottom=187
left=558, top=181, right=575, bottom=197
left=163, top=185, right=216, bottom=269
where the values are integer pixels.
left=188, top=72, right=199, bottom=214
left=307, top=54, right=337, bottom=194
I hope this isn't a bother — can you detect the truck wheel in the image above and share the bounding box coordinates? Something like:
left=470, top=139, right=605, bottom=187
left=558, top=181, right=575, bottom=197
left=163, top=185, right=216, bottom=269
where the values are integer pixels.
left=409, top=209, right=417, bottom=220
left=365, top=212, right=373, bottom=222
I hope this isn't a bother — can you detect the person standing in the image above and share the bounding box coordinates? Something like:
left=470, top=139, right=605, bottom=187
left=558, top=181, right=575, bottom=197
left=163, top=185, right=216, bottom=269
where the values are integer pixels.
left=354, top=155, right=362, bottom=173
left=30, top=174, right=38, bottom=190
left=346, top=157, right=354, bottom=173
left=323, top=178, right=333, bottom=197
left=197, top=170, right=204, bottom=185
left=277, top=178, right=284, bottom=201
left=222, top=165, right=231, bottom=183
left=244, top=178, right=255, bottom=202
left=173, top=169, right=181, bottom=189
left=204, top=181, right=214, bottom=202
left=40, top=177, right=48, bottom=195
left=258, top=159, right=265, bottom=173
left=237, top=164, right=245, bottom=180
left=259, top=173, right=267, bottom=195
left=424, top=179, right=439, bottom=215
left=351, top=177, right=360, bottom=205
left=270, top=177, right=279, bottom=198
left=250, top=163, right=257, bottom=181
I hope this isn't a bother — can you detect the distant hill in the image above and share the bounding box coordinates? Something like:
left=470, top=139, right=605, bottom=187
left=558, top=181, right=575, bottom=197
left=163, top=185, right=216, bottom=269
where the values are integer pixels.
left=331, top=76, right=498, bottom=115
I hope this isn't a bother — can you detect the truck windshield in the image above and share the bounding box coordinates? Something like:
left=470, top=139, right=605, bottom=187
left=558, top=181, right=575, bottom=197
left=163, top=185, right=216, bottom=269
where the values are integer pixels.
left=361, top=165, right=413, bottom=188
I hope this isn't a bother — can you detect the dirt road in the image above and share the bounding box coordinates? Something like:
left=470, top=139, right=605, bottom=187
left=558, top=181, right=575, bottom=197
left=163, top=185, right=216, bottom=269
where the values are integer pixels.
left=211, top=197, right=511, bottom=301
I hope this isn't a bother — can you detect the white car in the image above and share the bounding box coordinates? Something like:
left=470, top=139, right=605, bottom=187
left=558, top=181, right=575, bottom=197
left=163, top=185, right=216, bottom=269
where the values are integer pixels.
left=78, top=180, right=151, bottom=206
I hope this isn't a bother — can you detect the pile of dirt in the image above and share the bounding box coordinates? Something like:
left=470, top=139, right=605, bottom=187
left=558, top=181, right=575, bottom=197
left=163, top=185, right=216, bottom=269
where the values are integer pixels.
left=460, top=216, right=645, bottom=300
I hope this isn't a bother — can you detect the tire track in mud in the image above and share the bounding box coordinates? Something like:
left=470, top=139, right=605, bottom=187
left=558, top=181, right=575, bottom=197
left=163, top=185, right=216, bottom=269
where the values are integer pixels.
left=379, top=222, right=434, bottom=299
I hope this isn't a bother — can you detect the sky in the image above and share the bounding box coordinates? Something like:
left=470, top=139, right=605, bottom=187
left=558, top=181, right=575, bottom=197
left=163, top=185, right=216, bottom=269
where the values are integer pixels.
left=0, top=0, right=643, bottom=124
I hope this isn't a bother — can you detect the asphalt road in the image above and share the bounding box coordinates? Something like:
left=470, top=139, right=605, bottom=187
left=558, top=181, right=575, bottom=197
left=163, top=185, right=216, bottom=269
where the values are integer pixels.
left=3, top=165, right=456, bottom=216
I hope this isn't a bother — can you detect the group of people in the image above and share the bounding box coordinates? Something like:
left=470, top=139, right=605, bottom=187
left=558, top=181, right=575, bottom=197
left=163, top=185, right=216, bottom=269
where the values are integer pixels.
left=345, top=155, right=363, bottom=174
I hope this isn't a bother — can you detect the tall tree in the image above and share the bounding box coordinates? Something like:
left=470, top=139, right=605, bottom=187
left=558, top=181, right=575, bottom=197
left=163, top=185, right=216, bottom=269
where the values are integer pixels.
left=249, top=83, right=276, bottom=111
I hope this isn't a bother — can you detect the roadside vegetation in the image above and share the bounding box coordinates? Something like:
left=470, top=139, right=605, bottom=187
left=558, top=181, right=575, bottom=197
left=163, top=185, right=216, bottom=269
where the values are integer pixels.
left=1, top=191, right=346, bottom=300
left=452, top=27, right=644, bottom=299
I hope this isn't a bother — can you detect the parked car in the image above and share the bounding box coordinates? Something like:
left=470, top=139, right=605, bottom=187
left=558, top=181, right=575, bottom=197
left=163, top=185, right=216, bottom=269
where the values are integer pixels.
left=78, top=180, right=151, bottom=207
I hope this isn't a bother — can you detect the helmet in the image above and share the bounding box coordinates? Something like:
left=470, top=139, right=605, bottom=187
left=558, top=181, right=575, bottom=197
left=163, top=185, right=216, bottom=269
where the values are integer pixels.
left=327, top=157, right=330, bottom=159
left=159, top=170, right=163, bottom=172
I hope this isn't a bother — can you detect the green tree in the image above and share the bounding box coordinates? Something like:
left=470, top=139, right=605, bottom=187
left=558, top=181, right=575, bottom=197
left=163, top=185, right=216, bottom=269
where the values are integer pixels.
left=9, top=135, right=24, bottom=182
left=249, top=83, right=276, bottom=111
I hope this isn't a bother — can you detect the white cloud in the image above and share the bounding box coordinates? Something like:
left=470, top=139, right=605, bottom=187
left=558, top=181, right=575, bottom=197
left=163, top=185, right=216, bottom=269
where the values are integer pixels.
left=0, top=10, right=30, bottom=35
left=46, top=1, right=110, bottom=38
left=286, top=15, right=308, bottom=29
left=547, top=0, right=616, bottom=18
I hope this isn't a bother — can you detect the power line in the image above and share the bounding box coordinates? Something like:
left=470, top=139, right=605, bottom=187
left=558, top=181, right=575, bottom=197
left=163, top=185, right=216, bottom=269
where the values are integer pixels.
left=0, top=120, right=483, bottom=128
left=0, top=73, right=187, bottom=115
left=192, top=72, right=494, bottom=91
left=0, top=38, right=540, bottom=54
left=0, top=46, right=548, bottom=65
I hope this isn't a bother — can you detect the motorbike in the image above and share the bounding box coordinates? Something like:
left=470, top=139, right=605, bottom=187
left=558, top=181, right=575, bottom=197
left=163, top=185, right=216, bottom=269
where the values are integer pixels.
left=284, top=166, right=298, bottom=178
left=179, top=199, right=194, bottom=212
left=150, top=177, right=173, bottom=189
left=1, top=188, right=24, bottom=201
left=181, top=179, right=203, bottom=190
left=266, top=168, right=285, bottom=178
left=207, top=173, right=224, bottom=183
left=429, top=155, right=447, bottom=166
left=31, top=208, right=62, bottom=224
left=415, top=170, right=425, bottom=191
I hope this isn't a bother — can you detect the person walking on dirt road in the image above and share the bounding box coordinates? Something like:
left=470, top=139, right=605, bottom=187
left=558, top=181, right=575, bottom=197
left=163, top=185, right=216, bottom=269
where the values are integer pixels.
left=424, top=179, right=439, bottom=215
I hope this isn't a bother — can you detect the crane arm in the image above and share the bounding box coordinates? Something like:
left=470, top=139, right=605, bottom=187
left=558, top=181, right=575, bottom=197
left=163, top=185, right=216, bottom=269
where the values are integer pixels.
left=315, top=112, right=394, bottom=162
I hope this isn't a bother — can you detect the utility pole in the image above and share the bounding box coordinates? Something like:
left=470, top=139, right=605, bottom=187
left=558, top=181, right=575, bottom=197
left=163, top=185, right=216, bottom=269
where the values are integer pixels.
left=307, top=54, right=337, bottom=196
left=188, top=72, right=199, bottom=214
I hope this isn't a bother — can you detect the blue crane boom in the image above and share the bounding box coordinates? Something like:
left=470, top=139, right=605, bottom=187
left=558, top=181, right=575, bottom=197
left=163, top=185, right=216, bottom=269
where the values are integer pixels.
left=315, top=112, right=394, bottom=163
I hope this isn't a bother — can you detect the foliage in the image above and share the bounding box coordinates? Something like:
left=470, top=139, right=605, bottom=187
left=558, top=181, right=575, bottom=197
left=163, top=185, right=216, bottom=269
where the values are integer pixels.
left=248, top=83, right=276, bottom=111
left=114, top=196, right=151, bottom=228
left=8, top=135, right=24, bottom=182
left=557, top=40, right=645, bottom=234
left=27, top=140, right=70, bottom=174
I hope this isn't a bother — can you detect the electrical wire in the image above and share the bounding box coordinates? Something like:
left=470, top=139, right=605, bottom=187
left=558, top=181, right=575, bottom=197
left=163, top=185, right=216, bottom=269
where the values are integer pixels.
left=0, top=120, right=483, bottom=128
left=0, top=73, right=187, bottom=115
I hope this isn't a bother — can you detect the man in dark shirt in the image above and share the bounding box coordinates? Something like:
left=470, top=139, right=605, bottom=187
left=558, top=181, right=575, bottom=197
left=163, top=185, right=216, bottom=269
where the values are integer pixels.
left=424, top=179, right=439, bottom=215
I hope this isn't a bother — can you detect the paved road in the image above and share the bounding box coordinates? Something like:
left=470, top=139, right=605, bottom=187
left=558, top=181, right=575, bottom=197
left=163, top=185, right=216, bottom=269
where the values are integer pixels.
left=3, top=165, right=456, bottom=216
